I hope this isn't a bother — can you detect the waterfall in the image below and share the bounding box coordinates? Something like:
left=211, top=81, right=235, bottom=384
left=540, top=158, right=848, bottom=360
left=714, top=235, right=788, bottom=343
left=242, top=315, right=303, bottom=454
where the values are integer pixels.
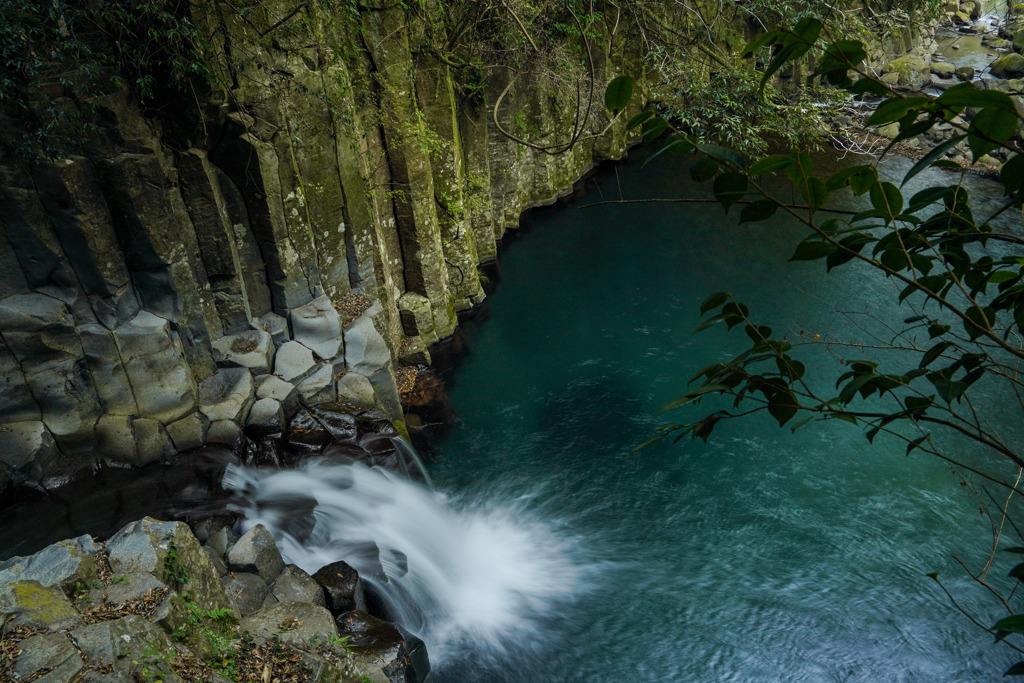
left=221, top=458, right=591, bottom=666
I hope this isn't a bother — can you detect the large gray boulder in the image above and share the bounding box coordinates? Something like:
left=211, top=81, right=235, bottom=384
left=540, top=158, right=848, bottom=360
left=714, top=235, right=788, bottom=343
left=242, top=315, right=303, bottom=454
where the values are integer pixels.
left=198, top=367, right=255, bottom=423
left=0, top=579, right=83, bottom=631
left=345, top=304, right=391, bottom=377
left=164, top=412, right=208, bottom=452
left=239, top=600, right=338, bottom=646
left=227, top=524, right=284, bottom=581
left=0, top=534, right=100, bottom=592
left=255, top=374, right=300, bottom=415
left=221, top=572, right=269, bottom=616
left=253, top=312, right=289, bottom=346
left=291, top=295, right=344, bottom=360
left=274, top=340, right=316, bottom=382
left=10, top=631, right=85, bottom=680
left=211, top=329, right=274, bottom=374
left=271, top=564, right=326, bottom=607
left=246, top=397, right=285, bottom=434
left=337, top=372, right=376, bottom=408
left=297, top=363, right=337, bottom=404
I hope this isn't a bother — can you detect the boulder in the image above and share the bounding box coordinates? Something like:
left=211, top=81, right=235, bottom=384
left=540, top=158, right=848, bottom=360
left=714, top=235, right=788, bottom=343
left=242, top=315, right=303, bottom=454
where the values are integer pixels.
left=271, top=564, right=326, bottom=607
left=239, top=600, right=338, bottom=646
left=221, top=572, right=269, bottom=616
left=164, top=412, right=208, bottom=452
left=1014, top=29, right=1024, bottom=51
left=246, top=397, right=285, bottom=434
left=990, top=53, right=1024, bottom=77
left=297, top=363, right=337, bottom=404
left=255, top=374, right=300, bottom=415
left=0, top=535, right=100, bottom=593
left=226, top=524, right=284, bottom=581
left=198, top=367, right=255, bottom=423
left=10, top=631, right=85, bottom=681
left=115, top=311, right=197, bottom=425
left=286, top=408, right=331, bottom=456
left=955, top=65, right=975, bottom=81
left=0, top=580, right=83, bottom=631
left=882, top=54, right=930, bottom=88
left=208, top=526, right=239, bottom=558
left=211, top=329, right=274, bottom=374
left=202, top=546, right=228, bottom=576
left=105, top=518, right=232, bottom=617
left=336, top=610, right=417, bottom=683
left=69, top=614, right=175, bottom=674
left=312, top=561, right=365, bottom=614
left=206, top=419, right=245, bottom=449
left=345, top=305, right=391, bottom=377
left=253, top=312, right=290, bottom=346
left=930, top=61, right=956, bottom=78
left=133, top=417, right=174, bottom=463
left=274, top=340, right=316, bottom=382
left=337, top=372, right=376, bottom=408
left=291, top=295, right=344, bottom=360
left=310, top=405, right=359, bottom=441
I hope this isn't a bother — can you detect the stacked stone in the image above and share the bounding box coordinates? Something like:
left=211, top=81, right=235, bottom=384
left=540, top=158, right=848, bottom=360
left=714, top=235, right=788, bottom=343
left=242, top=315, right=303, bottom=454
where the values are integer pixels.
left=0, top=293, right=401, bottom=492
left=0, top=517, right=426, bottom=682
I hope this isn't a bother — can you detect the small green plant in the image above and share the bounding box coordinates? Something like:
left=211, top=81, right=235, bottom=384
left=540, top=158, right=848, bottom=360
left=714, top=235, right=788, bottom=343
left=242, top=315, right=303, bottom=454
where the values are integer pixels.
left=162, top=536, right=190, bottom=590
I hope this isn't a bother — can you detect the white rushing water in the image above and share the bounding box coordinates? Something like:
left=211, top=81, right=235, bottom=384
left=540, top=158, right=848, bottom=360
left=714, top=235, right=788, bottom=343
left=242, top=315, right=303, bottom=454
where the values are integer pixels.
left=221, top=458, right=591, bottom=665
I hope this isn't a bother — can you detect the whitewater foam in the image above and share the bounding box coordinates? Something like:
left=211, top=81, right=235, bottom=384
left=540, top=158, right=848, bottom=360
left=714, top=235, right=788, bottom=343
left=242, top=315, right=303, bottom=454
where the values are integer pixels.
left=221, top=458, right=590, bottom=664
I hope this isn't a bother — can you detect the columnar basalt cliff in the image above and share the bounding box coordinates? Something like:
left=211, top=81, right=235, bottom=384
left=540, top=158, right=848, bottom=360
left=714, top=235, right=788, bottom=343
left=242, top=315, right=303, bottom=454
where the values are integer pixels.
left=0, top=0, right=645, bottom=487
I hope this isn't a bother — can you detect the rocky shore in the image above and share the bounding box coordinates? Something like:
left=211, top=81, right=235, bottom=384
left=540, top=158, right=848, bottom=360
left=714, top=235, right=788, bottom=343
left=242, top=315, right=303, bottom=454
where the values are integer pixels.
left=0, top=516, right=426, bottom=682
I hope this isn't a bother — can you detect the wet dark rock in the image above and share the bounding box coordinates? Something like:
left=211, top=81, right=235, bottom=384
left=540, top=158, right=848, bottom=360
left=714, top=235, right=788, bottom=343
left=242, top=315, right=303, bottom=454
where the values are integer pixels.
left=336, top=609, right=421, bottom=683
left=310, top=404, right=359, bottom=441
left=312, top=560, right=365, bottom=614
left=286, top=408, right=330, bottom=456
left=208, top=525, right=239, bottom=557
left=271, top=564, right=325, bottom=607
left=226, top=524, right=283, bottom=581
left=221, top=572, right=268, bottom=616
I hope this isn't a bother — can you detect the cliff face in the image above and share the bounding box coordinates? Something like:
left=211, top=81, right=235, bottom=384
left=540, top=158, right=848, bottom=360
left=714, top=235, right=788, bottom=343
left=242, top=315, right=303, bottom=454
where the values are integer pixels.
left=0, top=0, right=644, bottom=486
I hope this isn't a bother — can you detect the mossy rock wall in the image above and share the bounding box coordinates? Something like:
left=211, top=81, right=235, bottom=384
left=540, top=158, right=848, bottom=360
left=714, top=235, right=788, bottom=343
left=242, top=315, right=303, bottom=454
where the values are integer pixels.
left=0, top=0, right=646, bottom=484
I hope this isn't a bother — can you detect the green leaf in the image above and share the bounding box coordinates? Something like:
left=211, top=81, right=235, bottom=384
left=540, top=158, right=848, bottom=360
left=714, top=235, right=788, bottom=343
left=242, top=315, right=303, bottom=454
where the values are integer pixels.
left=969, top=107, right=1019, bottom=160
left=641, top=116, right=668, bottom=142
left=659, top=385, right=730, bottom=412
left=1005, top=661, right=1024, bottom=676
left=800, top=176, right=828, bottom=211
left=870, top=181, right=904, bottom=218
left=604, top=75, right=633, bottom=112
left=768, top=389, right=799, bottom=426
left=866, top=96, right=928, bottom=127
left=626, top=111, right=654, bottom=130
left=993, top=615, right=1024, bottom=635
left=642, top=134, right=695, bottom=168
left=749, top=154, right=792, bottom=176
left=691, top=158, right=719, bottom=182
left=1001, top=154, right=1024, bottom=195
left=700, top=291, right=729, bottom=314
left=851, top=77, right=887, bottom=97
left=901, top=135, right=966, bottom=187
left=742, top=30, right=780, bottom=57
left=714, top=173, right=748, bottom=213
left=937, top=83, right=1016, bottom=112
left=963, top=305, right=996, bottom=339
left=920, top=341, right=952, bottom=368
left=790, top=238, right=836, bottom=261
left=739, top=200, right=777, bottom=224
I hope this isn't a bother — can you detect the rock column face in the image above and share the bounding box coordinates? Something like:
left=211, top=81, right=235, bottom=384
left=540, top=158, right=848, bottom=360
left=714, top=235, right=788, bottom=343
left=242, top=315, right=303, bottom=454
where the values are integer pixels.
left=0, top=0, right=648, bottom=486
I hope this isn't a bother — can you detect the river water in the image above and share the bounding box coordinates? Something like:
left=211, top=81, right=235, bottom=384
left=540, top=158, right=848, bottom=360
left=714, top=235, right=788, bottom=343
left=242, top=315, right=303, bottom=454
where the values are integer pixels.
left=413, top=150, right=1024, bottom=682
